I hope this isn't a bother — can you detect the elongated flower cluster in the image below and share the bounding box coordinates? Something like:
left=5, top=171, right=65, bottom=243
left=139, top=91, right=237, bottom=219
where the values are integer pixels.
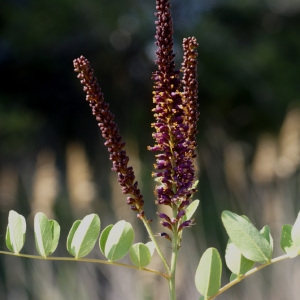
left=73, top=56, right=144, bottom=218
left=149, top=0, right=199, bottom=236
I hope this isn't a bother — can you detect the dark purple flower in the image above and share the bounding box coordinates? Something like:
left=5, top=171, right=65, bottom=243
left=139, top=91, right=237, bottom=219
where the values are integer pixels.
left=74, top=56, right=144, bottom=217
left=158, top=213, right=172, bottom=223
left=161, top=221, right=173, bottom=231
left=160, top=232, right=172, bottom=241
left=178, top=219, right=195, bottom=232
left=149, top=0, right=199, bottom=236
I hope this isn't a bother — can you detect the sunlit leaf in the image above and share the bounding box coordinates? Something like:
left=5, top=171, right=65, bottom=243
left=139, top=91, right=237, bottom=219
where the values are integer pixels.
left=34, top=212, right=53, bottom=257
left=192, top=180, right=199, bottom=190
left=67, top=214, right=100, bottom=258
left=66, top=220, right=81, bottom=257
left=221, top=211, right=271, bottom=263
left=34, top=213, right=60, bottom=257
left=225, top=239, right=254, bottom=275
left=104, top=220, right=134, bottom=261
left=129, top=243, right=151, bottom=268
left=281, top=224, right=299, bottom=257
left=291, top=212, right=300, bottom=249
left=260, top=225, right=273, bottom=255
left=99, top=224, right=113, bottom=255
left=184, top=199, right=200, bottom=221
left=49, top=220, right=60, bottom=254
left=195, top=247, right=222, bottom=297
left=6, top=210, right=26, bottom=254
left=146, top=241, right=155, bottom=256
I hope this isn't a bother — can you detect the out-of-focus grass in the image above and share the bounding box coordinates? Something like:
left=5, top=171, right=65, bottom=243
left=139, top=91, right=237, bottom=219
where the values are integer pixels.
left=0, top=108, right=300, bottom=299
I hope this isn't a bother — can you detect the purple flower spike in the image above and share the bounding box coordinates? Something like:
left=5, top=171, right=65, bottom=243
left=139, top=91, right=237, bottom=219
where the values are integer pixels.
left=74, top=56, right=144, bottom=217
left=149, top=0, right=199, bottom=238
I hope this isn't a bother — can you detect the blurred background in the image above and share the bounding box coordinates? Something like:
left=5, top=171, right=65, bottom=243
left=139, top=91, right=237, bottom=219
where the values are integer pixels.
left=0, top=0, right=300, bottom=299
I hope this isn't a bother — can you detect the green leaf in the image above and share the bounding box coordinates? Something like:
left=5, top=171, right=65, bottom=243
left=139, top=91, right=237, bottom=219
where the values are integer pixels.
left=184, top=199, right=200, bottom=221
left=192, top=180, right=199, bottom=190
left=5, top=228, right=13, bottom=252
left=291, top=212, right=300, bottom=248
left=99, top=224, right=113, bottom=255
left=280, top=213, right=300, bottom=258
left=146, top=241, right=155, bottom=256
left=129, top=243, right=151, bottom=268
left=104, top=220, right=134, bottom=261
left=195, top=247, right=222, bottom=297
left=49, top=220, right=60, bottom=254
left=281, top=224, right=292, bottom=252
left=34, top=213, right=60, bottom=257
left=6, top=210, right=26, bottom=253
left=67, top=214, right=100, bottom=258
left=281, top=224, right=299, bottom=257
left=260, top=225, right=273, bottom=255
left=221, top=211, right=271, bottom=263
left=230, top=273, right=238, bottom=281
left=225, top=239, right=255, bottom=275
left=66, top=220, right=81, bottom=257
left=34, top=213, right=53, bottom=257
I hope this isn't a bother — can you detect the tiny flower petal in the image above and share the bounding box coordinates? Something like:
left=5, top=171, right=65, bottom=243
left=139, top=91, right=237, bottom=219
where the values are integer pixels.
left=178, top=219, right=195, bottom=232
left=160, top=232, right=172, bottom=241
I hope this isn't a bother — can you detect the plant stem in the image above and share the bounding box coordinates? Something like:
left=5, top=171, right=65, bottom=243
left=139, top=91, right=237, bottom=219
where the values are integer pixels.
left=140, top=216, right=171, bottom=275
left=168, top=229, right=179, bottom=300
left=0, top=250, right=169, bottom=278
left=140, top=215, right=181, bottom=300
left=166, top=204, right=182, bottom=300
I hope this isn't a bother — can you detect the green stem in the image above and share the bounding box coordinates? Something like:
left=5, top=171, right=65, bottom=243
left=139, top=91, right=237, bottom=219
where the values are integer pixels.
left=0, top=250, right=169, bottom=278
left=140, top=216, right=171, bottom=275
left=168, top=230, right=179, bottom=300
left=167, top=204, right=182, bottom=300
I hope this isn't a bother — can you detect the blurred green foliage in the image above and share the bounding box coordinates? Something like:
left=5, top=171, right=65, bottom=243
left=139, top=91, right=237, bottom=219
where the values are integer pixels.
left=1, top=0, right=299, bottom=160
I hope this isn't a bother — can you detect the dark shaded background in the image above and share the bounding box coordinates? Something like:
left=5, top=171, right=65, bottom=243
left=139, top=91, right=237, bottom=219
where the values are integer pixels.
left=0, top=0, right=300, bottom=299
